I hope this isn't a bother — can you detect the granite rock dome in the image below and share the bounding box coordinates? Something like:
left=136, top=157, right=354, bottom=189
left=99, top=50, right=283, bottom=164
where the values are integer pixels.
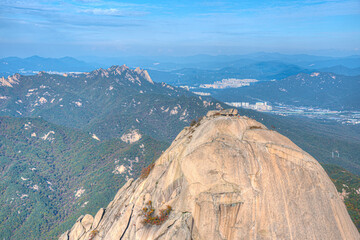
left=60, top=109, right=360, bottom=240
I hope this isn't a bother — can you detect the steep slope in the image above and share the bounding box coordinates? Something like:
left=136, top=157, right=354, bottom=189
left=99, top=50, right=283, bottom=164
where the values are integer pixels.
left=0, top=116, right=167, bottom=239
left=0, top=65, right=225, bottom=142
left=61, top=109, right=359, bottom=240
left=234, top=108, right=360, bottom=176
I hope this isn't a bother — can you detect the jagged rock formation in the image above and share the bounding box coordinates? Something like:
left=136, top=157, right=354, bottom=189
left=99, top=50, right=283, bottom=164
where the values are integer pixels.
left=60, top=109, right=360, bottom=240
left=0, top=73, right=20, bottom=87
left=83, top=65, right=154, bottom=85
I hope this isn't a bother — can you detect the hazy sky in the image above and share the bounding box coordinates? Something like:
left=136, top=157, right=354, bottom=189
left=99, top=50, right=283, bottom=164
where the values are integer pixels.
left=1, top=0, right=359, bottom=57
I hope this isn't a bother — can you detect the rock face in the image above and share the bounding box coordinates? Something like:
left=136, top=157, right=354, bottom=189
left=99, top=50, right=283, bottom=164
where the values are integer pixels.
left=60, top=110, right=360, bottom=240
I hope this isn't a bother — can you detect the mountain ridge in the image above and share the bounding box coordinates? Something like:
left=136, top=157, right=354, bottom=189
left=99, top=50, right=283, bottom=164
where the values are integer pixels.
left=0, top=65, right=225, bottom=142
left=0, top=56, right=96, bottom=77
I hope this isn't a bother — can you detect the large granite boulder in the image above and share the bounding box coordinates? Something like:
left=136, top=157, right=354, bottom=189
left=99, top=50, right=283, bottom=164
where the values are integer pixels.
left=60, top=110, right=360, bottom=240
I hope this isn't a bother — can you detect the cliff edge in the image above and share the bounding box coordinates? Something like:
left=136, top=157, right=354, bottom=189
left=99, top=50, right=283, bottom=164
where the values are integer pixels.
left=60, top=109, right=360, bottom=240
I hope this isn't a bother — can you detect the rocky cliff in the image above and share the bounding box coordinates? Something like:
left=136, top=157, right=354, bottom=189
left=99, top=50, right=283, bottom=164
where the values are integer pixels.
left=59, top=109, right=360, bottom=240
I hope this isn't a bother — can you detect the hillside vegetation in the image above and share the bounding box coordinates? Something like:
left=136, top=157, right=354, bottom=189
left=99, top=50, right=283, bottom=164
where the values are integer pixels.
left=0, top=116, right=167, bottom=239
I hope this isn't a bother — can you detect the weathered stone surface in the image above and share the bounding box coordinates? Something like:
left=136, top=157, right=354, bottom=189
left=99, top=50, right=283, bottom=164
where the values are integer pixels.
left=68, top=220, right=85, bottom=240
left=58, top=230, right=69, bottom=240
left=92, top=208, right=105, bottom=230
left=60, top=111, right=360, bottom=240
left=220, top=108, right=238, bottom=115
left=206, top=110, right=218, bottom=117
left=134, top=67, right=154, bottom=84
left=81, top=214, right=94, bottom=232
left=206, top=108, right=238, bottom=117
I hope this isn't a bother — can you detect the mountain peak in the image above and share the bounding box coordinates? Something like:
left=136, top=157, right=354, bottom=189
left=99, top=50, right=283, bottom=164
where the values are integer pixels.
left=104, top=65, right=154, bottom=84
left=134, top=66, right=153, bottom=84
left=86, top=65, right=153, bottom=84
left=60, top=110, right=359, bottom=240
left=0, top=73, right=21, bottom=87
left=107, top=64, right=129, bottom=73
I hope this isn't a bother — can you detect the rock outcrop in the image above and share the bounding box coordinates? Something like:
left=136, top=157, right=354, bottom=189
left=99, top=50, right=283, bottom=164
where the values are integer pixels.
left=60, top=110, right=360, bottom=240
left=134, top=67, right=154, bottom=84
left=0, top=73, right=20, bottom=87
left=83, top=65, right=154, bottom=84
left=120, top=129, right=142, bottom=144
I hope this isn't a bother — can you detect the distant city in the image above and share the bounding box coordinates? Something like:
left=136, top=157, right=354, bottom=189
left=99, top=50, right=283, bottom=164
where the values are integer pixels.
left=226, top=101, right=273, bottom=111
left=226, top=101, right=360, bottom=125
left=199, top=78, right=258, bottom=89
left=270, top=105, right=360, bottom=125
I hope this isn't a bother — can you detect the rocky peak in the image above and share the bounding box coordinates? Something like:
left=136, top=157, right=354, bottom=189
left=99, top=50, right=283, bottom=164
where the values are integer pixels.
left=37, top=71, right=47, bottom=77
left=0, top=73, right=21, bottom=87
left=107, top=65, right=129, bottom=75
left=134, top=67, right=154, bottom=84
left=59, top=110, right=359, bottom=240
left=120, top=64, right=129, bottom=71
left=88, top=66, right=129, bottom=78
left=85, top=68, right=106, bottom=78
left=86, top=65, right=153, bottom=84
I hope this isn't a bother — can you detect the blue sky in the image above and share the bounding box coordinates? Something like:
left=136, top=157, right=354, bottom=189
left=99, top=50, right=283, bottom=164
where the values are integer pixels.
left=0, top=0, right=359, bottom=57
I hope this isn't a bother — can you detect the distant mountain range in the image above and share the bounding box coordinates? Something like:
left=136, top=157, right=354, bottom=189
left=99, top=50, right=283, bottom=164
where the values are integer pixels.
left=78, top=52, right=360, bottom=71
left=148, top=61, right=313, bottom=86
left=319, top=65, right=360, bottom=76
left=209, top=72, right=360, bottom=110
left=2, top=53, right=360, bottom=78
left=0, top=56, right=96, bottom=77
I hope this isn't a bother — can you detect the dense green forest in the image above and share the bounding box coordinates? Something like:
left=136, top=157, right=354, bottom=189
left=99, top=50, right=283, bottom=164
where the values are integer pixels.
left=324, top=164, right=360, bottom=229
left=0, top=116, right=167, bottom=239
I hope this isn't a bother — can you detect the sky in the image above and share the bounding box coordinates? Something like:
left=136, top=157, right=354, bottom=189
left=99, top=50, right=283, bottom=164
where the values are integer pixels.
left=0, top=0, right=359, bottom=57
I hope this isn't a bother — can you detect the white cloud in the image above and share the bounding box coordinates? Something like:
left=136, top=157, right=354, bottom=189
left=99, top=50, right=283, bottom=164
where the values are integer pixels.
left=79, top=7, right=149, bottom=17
